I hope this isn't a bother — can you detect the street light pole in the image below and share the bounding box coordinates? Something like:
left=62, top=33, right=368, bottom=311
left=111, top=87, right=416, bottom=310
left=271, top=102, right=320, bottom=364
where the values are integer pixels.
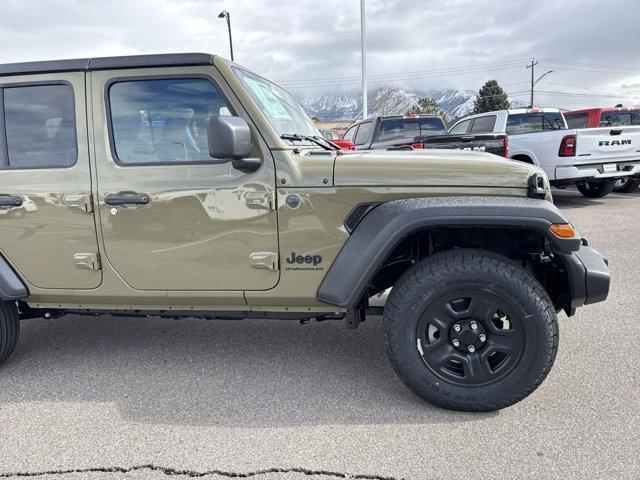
left=526, top=59, right=553, bottom=107
left=360, top=0, right=367, bottom=119
left=218, top=10, right=234, bottom=61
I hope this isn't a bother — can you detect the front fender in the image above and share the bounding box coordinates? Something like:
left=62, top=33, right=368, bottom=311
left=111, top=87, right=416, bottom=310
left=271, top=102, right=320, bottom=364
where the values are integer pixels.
left=0, top=253, right=29, bottom=301
left=317, top=196, right=582, bottom=308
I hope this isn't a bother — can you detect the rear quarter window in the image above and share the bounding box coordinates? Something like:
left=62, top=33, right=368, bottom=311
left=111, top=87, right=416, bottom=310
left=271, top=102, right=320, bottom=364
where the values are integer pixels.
left=506, top=112, right=566, bottom=135
left=565, top=113, right=589, bottom=129
left=470, top=115, right=496, bottom=133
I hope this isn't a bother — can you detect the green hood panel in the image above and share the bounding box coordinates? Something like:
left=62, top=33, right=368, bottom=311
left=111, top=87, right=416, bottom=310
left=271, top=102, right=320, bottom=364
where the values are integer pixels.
left=333, top=150, right=540, bottom=189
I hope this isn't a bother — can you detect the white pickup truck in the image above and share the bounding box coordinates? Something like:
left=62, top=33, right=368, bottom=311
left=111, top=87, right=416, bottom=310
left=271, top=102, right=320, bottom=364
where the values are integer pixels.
left=447, top=108, right=640, bottom=197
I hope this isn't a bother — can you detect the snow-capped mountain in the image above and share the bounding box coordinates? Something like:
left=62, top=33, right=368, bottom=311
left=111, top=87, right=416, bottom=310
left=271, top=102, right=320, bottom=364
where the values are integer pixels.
left=303, top=86, right=524, bottom=121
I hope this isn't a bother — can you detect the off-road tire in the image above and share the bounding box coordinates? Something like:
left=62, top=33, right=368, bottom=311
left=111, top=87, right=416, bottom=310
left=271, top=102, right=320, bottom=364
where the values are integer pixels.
left=0, top=301, right=19, bottom=366
left=613, top=178, right=640, bottom=193
left=383, top=249, right=558, bottom=412
left=576, top=179, right=615, bottom=198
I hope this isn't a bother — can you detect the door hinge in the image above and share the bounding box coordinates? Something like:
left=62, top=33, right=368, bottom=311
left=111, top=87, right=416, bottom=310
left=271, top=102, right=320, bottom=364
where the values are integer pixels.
left=83, top=194, right=94, bottom=213
left=73, top=252, right=101, bottom=271
left=66, top=194, right=94, bottom=213
left=245, top=191, right=276, bottom=210
left=250, top=252, right=279, bottom=271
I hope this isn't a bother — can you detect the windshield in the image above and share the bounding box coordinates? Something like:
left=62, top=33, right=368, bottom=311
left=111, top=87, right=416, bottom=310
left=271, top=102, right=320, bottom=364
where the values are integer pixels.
left=234, top=67, right=320, bottom=138
left=375, top=117, right=446, bottom=142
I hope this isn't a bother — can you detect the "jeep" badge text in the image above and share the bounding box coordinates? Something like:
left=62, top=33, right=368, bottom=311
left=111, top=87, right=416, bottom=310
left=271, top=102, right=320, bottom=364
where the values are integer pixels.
left=286, top=252, right=323, bottom=266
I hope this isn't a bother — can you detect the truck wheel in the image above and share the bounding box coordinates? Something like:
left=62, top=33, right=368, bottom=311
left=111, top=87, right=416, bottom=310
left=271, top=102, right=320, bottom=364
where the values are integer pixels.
left=0, top=301, right=19, bottom=366
left=576, top=179, right=615, bottom=198
left=613, top=178, right=640, bottom=193
left=383, top=249, right=558, bottom=412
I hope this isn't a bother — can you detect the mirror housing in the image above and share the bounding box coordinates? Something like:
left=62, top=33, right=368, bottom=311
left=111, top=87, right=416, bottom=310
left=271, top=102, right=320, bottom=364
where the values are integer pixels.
left=207, top=115, right=252, bottom=159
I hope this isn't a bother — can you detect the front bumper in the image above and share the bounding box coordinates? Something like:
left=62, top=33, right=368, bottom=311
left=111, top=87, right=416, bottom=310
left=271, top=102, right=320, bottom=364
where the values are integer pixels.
left=552, top=160, right=640, bottom=182
left=558, top=243, right=610, bottom=315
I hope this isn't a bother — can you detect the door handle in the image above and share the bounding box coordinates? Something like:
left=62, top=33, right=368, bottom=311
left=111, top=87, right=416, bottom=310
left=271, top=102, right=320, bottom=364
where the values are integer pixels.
left=104, top=193, right=150, bottom=206
left=0, top=196, right=23, bottom=208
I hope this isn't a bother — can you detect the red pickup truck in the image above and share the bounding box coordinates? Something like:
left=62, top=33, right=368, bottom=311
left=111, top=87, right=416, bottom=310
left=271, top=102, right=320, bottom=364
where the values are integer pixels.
left=564, top=106, right=640, bottom=193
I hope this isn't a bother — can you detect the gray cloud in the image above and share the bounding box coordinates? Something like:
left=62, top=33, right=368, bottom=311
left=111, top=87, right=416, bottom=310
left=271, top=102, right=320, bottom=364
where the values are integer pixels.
left=0, top=0, right=638, bottom=108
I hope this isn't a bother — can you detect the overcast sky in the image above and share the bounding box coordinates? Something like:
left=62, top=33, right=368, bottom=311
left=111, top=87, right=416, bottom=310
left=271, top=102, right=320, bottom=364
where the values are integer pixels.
left=1, top=0, right=638, bottom=108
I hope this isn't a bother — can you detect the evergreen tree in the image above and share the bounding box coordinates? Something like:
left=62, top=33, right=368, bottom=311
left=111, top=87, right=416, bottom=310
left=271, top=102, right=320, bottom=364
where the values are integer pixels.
left=473, top=80, right=510, bottom=113
left=408, top=97, right=448, bottom=121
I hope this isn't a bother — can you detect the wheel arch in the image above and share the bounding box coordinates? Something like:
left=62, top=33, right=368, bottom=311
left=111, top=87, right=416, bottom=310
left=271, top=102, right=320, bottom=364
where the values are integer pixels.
left=511, top=154, right=535, bottom=165
left=317, top=196, right=581, bottom=313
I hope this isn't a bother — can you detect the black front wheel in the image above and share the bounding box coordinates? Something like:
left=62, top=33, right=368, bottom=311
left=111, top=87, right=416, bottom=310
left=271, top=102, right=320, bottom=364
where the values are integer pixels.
left=0, top=301, right=19, bottom=366
left=384, top=249, right=558, bottom=411
left=576, top=179, right=615, bottom=198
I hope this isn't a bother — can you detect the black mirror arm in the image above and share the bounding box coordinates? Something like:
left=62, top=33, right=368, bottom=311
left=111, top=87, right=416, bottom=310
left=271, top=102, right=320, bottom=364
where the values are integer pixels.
left=231, top=157, right=262, bottom=173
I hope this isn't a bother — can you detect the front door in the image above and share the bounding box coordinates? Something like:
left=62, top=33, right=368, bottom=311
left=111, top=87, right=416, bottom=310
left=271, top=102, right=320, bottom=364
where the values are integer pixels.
left=91, top=68, right=279, bottom=291
left=0, top=72, right=101, bottom=289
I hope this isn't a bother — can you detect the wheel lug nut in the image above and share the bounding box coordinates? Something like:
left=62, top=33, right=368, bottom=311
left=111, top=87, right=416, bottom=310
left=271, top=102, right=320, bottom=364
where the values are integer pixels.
left=468, top=345, right=475, bottom=353
left=453, top=324, right=461, bottom=332
left=452, top=339, right=460, bottom=347
left=479, top=334, right=486, bottom=342
left=470, top=321, right=478, bottom=330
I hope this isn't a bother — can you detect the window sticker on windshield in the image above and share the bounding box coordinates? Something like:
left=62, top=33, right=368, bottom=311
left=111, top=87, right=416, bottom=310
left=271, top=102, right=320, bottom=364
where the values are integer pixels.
left=244, top=78, right=292, bottom=120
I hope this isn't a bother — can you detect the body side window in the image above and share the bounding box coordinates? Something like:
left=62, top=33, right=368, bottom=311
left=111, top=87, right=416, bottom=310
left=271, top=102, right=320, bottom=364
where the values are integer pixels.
left=448, top=119, right=471, bottom=135
left=469, top=115, right=497, bottom=133
left=354, top=121, right=373, bottom=145
left=565, top=113, right=589, bottom=129
left=342, top=125, right=358, bottom=141
left=108, top=77, right=232, bottom=165
left=0, top=83, right=77, bottom=169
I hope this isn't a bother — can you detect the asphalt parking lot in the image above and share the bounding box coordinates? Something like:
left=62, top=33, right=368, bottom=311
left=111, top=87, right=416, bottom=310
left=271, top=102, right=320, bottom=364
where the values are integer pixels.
left=0, top=188, right=638, bottom=480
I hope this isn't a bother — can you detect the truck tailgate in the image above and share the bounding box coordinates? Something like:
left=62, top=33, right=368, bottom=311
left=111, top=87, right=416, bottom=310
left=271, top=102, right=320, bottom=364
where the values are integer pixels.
left=422, top=133, right=507, bottom=157
left=575, top=126, right=640, bottom=164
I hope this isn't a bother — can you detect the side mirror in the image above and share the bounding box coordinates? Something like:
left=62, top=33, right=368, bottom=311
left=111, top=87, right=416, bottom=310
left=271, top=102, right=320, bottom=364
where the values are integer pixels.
left=207, top=115, right=252, bottom=160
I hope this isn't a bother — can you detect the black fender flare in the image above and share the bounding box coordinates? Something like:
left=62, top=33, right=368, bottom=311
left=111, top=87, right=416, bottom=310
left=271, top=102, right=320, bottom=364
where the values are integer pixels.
left=0, top=253, right=29, bottom=301
left=317, top=196, right=582, bottom=308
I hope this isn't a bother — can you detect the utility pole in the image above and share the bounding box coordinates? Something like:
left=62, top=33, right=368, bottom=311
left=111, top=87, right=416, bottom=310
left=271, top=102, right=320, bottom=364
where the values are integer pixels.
left=527, top=58, right=553, bottom=108
left=527, top=58, right=538, bottom=107
left=218, top=10, right=234, bottom=61
left=360, top=0, right=367, bottom=119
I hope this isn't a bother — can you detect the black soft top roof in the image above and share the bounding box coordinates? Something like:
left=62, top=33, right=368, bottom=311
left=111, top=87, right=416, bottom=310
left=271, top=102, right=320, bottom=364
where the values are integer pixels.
left=0, top=53, right=215, bottom=78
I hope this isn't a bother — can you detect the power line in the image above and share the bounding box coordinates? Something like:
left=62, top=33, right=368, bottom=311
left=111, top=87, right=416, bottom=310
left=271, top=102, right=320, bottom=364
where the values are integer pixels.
left=276, top=60, right=527, bottom=85
left=281, top=64, right=526, bottom=89
left=535, top=90, right=640, bottom=100
left=541, top=66, right=638, bottom=76
left=539, top=58, right=640, bottom=71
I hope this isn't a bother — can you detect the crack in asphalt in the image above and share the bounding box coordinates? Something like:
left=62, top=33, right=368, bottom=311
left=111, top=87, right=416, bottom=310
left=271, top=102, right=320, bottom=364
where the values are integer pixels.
left=0, top=465, right=401, bottom=479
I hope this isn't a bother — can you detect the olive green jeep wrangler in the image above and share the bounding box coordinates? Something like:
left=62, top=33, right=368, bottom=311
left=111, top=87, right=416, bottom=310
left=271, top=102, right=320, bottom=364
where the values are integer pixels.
left=0, top=53, right=609, bottom=411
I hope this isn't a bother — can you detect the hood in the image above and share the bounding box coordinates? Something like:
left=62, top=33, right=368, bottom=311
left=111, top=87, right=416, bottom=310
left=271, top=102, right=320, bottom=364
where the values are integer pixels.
left=333, top=149, right=544, bottom=190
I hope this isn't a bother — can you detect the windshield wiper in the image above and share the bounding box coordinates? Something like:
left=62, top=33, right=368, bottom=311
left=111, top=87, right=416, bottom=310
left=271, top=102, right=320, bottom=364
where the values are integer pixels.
left=280, top=133, right=339, bottom=151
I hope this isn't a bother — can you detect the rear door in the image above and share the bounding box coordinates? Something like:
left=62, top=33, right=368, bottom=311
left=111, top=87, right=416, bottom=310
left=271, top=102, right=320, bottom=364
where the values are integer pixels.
left=91, top=67, right=279, bottom=291
left=575, top=126, right=640, bottom=165
left=0, top=73, right=101, bottom=289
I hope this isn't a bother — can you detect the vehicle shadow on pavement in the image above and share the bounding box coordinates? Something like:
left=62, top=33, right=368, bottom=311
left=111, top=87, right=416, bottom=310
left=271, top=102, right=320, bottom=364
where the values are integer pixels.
left=0, top=315, right=497, bottom=427
left=552, top=187, right=640, bottom=209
